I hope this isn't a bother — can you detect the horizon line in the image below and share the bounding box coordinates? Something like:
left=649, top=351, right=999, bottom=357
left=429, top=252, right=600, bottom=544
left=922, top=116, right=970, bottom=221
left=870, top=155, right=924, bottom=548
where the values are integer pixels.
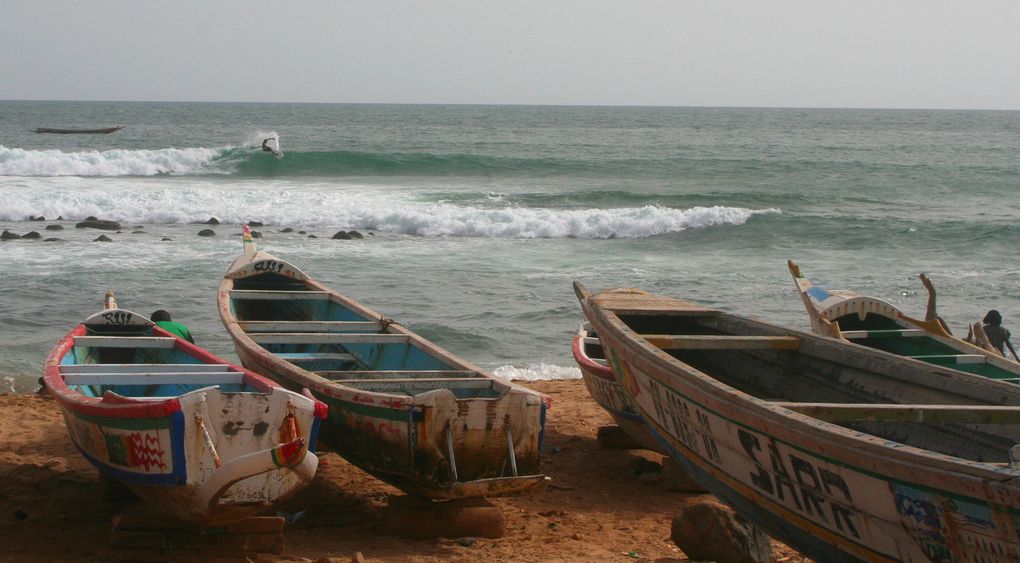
left=2, top=98, right=1019, bottom=112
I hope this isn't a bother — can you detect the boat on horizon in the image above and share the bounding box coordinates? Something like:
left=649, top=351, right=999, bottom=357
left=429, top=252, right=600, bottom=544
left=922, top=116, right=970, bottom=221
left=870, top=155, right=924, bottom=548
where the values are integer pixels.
left=33, top=125, right=125, bottom=134
left=789, top=260, right=1020, bottom=382
left=217, top=226, right=549, bottom=499
left=576, top=281, right=1020, bottom=561
left=43, top=292, right=326, bottom=526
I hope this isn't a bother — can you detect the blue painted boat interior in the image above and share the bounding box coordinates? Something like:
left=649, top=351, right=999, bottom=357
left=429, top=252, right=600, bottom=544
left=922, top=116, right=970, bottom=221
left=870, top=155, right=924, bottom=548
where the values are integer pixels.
left=231, top=272, right=502, bottom=398
left=62, top=323, right=254, bottom=398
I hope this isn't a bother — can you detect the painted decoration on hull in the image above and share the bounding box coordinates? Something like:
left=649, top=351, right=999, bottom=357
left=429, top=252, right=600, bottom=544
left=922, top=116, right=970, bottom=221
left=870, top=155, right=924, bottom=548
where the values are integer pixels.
left=62, top=410, right=184, bottom=485
left=605, top=346, right=1020, bottom=562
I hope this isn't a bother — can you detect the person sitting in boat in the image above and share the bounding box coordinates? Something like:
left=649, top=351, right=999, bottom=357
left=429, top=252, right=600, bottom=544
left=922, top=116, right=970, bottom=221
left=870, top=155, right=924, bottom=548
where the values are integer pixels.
left=919, top=273, right=953, bottom=335
left=150, top=310, right=195, bottom=344
left=981, top=310, right=1019, bottom=361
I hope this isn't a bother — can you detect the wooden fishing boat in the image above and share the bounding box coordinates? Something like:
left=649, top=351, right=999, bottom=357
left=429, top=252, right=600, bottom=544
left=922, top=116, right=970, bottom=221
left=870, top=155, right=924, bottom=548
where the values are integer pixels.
left=43, top=293, right=327, bottom=526
left=33, top=125, right=125, bottom=134
left=218, top=226, right=549, bottom=499
left=789, top=260, right=1020, bottom=382
left=572, top=321, right=664, bottom=453
left=576, top=282, right=1020, bottom=562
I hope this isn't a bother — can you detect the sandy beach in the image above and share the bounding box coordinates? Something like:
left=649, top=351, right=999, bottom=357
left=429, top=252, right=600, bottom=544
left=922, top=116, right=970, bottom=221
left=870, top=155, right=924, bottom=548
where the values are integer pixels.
left=0, top=379, right=811, bottom=562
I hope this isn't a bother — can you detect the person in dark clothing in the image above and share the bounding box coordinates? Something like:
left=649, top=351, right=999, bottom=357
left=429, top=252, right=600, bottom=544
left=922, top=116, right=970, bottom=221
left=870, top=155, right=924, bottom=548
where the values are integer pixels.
left=981, top=309, right=1019, bottom=361
left=150, top=309, right=195, bottom=344
left=261, top=138, right=274, bottom=152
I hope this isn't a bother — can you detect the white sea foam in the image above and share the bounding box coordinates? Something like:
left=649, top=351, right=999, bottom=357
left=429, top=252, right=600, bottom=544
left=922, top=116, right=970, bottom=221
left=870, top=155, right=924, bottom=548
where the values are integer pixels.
left=492, top=363, right=582, bottom=382
left=0, top=145, right=225, bottom=176
left=0, top=180, right=779, bottom=239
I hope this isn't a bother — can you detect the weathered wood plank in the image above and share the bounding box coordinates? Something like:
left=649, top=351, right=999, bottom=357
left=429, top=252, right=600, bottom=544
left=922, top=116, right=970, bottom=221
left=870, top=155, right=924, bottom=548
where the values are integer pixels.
left=239, top=320, right=381, bottom=332
left=229, top=290, right=331, bottom=300
left=316, top=370, right=478, bottom=380
left=64, top=372, right=245, bottom=386
left=73, top=336, right=176, bottom=348
left=841, top=329, right=928, bottom=339
left=776, top=402, right=1020, bottom=424
left=338, top=378, right=495, bottom=388
left=249, top=333, right=408, bottom=345
left=60, top=363, right=231, bottom=373
left=642, top=334, right=801, bottom=351
left=275, top=352, right=356, bottom=362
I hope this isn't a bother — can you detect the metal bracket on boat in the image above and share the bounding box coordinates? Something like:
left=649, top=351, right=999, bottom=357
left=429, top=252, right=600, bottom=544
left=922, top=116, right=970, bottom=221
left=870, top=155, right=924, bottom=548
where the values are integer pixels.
left=445, top=422, right=459, bottom=482
left=505, top=415, right=518, bottom=477
left=1011, top=445, right=1020, bottom=471
left=196, top=414, right=222, bottom=469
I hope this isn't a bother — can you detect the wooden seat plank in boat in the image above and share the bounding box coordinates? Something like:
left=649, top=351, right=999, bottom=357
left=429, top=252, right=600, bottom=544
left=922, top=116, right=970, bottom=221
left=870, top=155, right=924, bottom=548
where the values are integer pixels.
left=334, top=378, right=494, bottom=387
left=275, top=352, right=356, bottom=362
left=60, top=363, right=232, bottom=373
left=909, top=354, right=987, bottom=364
left=73, top=336, right=177, bottom=348
left=776, top=402, right=1020, bottom=424
left=63, top=372, right=245, bottom=386
left=239, top=321, right=383, bottom=332
left=592, top=291, right=720, bottom=316
left=841, top=329, right=929, bottom=339
left=315, top=370, right=479, bottom=380
left=249, top=333, right=408, bottom=345
left=229, top=290, right=331, bottom=300
left=641, top=334, right=801, bottom=351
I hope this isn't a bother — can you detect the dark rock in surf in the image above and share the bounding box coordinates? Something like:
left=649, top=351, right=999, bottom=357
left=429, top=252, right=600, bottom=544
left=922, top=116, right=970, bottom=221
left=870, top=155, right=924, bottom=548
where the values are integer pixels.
left=2, top=231, right=22, bottom=240
left=45, top=224, right=64, bottom=231
left=280, top=227, right=293, bottom=233
left=205, top=217, right=220, bottom=225
left=131, top=231, right=145, bottom=234
left=43, top=238, right=62, bottom=242
left=76, top=220, right=121, bottom=231
left=31, top=216, right=45, bottom=221
left=332, top=231, right=353, bottom=240
left=94, top=235, right=113, bottom=242
left=248, top=221, right=264, bottom=227
left=308, top=234, right=317, bottom=238
left=57, top=216, right=64, bottom=220
left=85, top=216, right=98, bottom=221
left=298, top=230, right=306, bottom=234
left=251, top=231, right=263, bottom=239
left=22, top=231, right=42, bottom=239
left=197, top=229, right=216, bottom=237
left=348, top=230, right=364, bottom=239
left=161, top=237, right=172, bottom=241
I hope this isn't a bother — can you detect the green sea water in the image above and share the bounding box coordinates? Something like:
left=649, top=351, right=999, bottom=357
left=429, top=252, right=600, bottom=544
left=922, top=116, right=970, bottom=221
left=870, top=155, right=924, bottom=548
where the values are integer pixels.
left=1, top=102, right=1018, bottom=391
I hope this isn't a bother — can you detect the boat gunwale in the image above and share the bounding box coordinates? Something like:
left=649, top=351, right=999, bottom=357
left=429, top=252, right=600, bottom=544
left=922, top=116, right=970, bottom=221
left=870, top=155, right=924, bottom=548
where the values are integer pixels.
left=43, top=321, right=321, bottom=419
left=217, top=252, right=541, bottom=407
left=582, top=290, right=1020, bottom=488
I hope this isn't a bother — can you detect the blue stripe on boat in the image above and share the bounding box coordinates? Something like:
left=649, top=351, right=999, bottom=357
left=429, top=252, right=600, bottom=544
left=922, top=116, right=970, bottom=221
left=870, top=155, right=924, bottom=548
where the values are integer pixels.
left=807, top=286, right=831, bottom=302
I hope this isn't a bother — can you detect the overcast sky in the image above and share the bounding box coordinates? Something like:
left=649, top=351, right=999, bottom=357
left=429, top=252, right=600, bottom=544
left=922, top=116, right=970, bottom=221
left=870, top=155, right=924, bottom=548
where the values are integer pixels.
left=2, top=1, right=1018, bottom=109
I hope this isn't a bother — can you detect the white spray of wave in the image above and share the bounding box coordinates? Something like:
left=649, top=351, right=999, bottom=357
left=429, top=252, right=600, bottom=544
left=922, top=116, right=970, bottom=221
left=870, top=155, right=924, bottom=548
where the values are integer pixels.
left=0, top=182, right=779, bottom=239
left=493, top=363, right=582, bottom=382
left=0, top=145, right=225, bottom=176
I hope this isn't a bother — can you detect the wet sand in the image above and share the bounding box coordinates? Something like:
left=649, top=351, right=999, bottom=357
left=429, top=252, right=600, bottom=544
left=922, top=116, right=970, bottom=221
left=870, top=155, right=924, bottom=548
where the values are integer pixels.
left=0, top=380, right=810, bottom=562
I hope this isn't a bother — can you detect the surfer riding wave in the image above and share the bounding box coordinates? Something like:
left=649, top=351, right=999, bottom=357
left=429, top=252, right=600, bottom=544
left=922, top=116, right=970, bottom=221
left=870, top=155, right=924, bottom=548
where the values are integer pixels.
left=260, top=135, right=282, bottom=157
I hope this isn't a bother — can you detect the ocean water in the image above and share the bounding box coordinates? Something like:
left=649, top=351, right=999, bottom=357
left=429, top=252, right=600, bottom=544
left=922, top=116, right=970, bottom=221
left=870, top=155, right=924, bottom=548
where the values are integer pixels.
left=2, top=101, right=1018, bottom=392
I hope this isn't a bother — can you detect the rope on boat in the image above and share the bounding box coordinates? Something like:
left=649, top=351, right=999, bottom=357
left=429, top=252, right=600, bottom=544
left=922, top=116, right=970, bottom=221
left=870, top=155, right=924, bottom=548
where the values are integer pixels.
left=505, top=415, right=518, bottom=477
left=196, top=414, right=222, bottom=468
left=445, top=423, right=459, bottom=482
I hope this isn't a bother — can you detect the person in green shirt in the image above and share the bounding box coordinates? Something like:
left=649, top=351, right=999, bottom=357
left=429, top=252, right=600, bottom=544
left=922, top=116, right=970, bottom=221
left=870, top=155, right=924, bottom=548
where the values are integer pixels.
left=150, top=309, right=195, bottom=343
